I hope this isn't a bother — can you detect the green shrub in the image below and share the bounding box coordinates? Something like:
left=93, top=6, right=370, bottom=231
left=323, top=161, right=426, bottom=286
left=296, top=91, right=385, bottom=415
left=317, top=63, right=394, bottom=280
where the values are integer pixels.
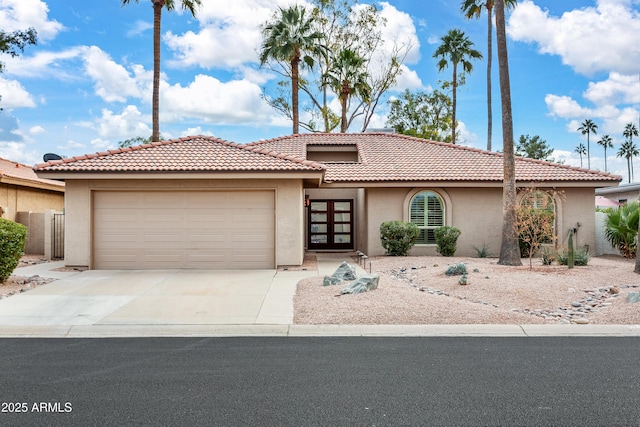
left=557, top=246, right=590, bottom=266
left=434, top=226, right=461, bottom=257
left=604, top=202, right=638, bottom=258
left=379, top=220, right=420, bottom=256
left=445, top=263, right=467, bottom=276
left=0, top=218, right=27, bottom=283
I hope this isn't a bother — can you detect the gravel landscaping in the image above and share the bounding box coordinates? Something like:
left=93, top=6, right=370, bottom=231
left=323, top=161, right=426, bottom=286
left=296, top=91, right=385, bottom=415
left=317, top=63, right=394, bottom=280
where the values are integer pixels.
left=294, top=254, right=640, bottom=325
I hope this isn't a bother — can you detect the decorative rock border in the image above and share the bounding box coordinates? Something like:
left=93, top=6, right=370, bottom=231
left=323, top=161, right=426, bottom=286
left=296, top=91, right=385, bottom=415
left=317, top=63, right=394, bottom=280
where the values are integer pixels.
left=389, top=267, right=638, bottom=324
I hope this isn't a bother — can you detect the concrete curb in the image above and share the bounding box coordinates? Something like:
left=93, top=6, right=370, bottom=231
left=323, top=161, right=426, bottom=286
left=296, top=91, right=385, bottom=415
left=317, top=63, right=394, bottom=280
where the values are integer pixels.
left=1, top=324, right=639, bottom=338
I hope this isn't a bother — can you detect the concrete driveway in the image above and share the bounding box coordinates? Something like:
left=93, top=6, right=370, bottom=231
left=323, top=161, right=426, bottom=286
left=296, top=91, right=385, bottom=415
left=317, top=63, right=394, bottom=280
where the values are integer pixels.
left=0, top=263, right=320, bottom=328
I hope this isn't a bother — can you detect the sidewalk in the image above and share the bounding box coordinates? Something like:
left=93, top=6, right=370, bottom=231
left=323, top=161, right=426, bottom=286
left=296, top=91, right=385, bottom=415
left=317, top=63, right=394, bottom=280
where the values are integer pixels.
left=1, top=254, right=639, bottom=338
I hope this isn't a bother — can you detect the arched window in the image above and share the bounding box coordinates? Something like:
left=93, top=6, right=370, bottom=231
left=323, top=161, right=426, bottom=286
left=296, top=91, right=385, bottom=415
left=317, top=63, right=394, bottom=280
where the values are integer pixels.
left=519, top=190, right=556, bottom=243
left=409, top=191, right=445, bottom=244
left=520, top=190, right=555, bottom=213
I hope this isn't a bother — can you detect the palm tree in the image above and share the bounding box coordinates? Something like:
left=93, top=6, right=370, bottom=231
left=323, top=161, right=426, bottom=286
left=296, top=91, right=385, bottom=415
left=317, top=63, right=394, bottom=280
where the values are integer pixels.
left=577, top=119, right=598, bottom=170
left=623, top=122, right=639, bottom=144
left=597, top=135, right=613, bottom=172
left=623, top=123, right=639, bottom=182
left=433, top=29, right=482, bottom=145
left=494, top=0, right=521, bottom=266
left=617, top=140, right=639, bottom=183
left=460, top=0, right=517, bottom=151
left=260, top=5, right=324, bottom=135
left=323, top=49, right=370, bottom=133
left=121, top=0, right=201, bottom=142
left=574, top=143, right=586, bottom=168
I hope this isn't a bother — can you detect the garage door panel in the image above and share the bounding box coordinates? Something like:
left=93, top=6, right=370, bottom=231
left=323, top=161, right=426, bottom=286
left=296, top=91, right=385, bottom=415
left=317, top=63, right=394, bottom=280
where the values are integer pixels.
left=94, top=191, right=275, bottom=269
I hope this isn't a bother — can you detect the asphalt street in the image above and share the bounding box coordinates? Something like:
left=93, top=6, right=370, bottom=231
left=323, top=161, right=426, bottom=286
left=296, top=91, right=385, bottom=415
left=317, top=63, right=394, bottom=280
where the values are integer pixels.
left=1, top=337, right=639, bottom=426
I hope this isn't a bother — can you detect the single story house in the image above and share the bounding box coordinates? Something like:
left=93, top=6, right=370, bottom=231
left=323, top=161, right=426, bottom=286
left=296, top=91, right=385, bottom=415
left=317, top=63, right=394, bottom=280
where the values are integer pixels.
left=595, top=182, right=640, bottom=206
left=34, top=133, right=621, bottom=270
left=0, top=157, right=65, bottom=221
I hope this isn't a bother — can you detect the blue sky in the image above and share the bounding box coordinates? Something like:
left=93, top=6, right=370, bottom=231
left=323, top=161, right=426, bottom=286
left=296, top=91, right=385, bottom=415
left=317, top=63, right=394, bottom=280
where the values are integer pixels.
left=0, top=0, right=638, bottom=180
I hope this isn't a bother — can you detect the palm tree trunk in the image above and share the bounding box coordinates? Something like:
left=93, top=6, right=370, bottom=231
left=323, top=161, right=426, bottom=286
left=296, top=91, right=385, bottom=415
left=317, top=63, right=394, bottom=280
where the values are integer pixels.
left=291, top=52, right=300, bottom=135
left=451, top=63, right=457, bottom=144
left=495, top=0, right=521, bottom=266
left=340, top=81, right=348, bottom=133
left=152, top=1, right=163, bottom=142
left=486, top=4, right=493, bottom=151
left=604, top=146, right=607, bottom=172
left=587, top=132, right=591, bottom=169
left=628, top=157, right=631, bottom=183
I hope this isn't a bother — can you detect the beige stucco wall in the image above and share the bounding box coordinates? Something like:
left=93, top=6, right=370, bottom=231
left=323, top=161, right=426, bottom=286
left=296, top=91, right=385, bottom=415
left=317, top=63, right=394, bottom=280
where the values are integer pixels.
left=0, top=184, right=64, bottom=221
left=64, top=178, right=305, bottom=269
left=363, top=186, right=597, bottom=258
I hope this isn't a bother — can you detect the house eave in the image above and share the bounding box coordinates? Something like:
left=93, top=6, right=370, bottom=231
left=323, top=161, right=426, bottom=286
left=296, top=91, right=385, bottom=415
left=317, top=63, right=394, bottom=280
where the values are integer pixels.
left=317, top=179, right=622, bottom=188
left=0, top=175, right=65, bottom=192
left=35, top=170, right=324, bottom=185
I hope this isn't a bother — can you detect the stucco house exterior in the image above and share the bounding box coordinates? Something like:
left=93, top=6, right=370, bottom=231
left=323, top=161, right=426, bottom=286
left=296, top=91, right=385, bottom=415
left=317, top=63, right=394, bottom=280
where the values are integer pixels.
left=0, top=157, right=65, bottom=221
left=35, top=133, right=621, bottom=270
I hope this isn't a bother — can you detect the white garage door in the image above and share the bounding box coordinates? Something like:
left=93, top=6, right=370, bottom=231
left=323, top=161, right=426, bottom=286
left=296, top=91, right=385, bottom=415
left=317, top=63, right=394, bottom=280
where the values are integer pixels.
left=93, top=191, right=275, bottom=269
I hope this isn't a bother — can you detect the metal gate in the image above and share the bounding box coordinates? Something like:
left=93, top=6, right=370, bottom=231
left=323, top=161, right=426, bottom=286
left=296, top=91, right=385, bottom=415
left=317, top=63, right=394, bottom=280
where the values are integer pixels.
left=52, top=213, right=65, bottom=260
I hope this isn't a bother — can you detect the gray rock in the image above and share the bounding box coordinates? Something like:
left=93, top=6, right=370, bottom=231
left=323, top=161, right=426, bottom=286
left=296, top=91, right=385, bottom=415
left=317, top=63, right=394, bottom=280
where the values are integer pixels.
left=571, top=301, right=581, bottom=307
left=341, top=274, right=380, bottom=295
left=573, top=318, right=590, bottom=324
left=322, top=261, right=357, bottom=286
left=627, top=292, right=640, bottom=303
left=333, top=261, right=357, bottom=281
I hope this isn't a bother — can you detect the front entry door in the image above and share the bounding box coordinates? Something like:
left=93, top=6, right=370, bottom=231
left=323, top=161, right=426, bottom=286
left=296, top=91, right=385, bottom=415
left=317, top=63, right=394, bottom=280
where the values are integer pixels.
left=308, top=200, right=354, bottom=250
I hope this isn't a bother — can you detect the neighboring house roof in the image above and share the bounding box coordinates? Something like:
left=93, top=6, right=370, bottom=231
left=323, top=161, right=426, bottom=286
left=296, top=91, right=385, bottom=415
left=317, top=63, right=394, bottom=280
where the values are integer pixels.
left=0, top=157, right=65, bottom=192
left=34, top=136, right=325, bottom=173
left=248, top=133, right=622, bottom=185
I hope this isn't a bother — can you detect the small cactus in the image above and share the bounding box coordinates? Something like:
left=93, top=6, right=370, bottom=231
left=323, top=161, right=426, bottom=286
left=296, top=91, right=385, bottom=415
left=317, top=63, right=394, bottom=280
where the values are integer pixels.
left=459, top=274, right=468, bottom=285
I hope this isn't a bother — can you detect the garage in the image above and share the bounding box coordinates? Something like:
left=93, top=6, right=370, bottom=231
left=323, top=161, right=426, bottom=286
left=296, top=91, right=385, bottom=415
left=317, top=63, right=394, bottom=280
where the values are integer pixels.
left=93, top=190, right=275, bottom=269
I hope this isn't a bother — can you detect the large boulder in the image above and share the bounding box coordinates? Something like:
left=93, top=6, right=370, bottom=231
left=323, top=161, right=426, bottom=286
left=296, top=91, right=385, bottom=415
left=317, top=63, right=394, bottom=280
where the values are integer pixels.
left=322, top=261, right=357, bottom=286
left=341, top=274, right=380, bottom=295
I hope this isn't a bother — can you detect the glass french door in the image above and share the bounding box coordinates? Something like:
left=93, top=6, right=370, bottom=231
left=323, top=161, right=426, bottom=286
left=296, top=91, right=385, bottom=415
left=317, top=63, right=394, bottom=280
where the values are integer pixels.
left=308, top=200, right=353, bottom=250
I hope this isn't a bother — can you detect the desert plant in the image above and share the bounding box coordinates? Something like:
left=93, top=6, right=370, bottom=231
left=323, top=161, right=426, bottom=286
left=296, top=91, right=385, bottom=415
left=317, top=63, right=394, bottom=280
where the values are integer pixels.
left=445, top=262, right=467, bottom=276
left=516, top=205, right=555, bottom=268
left=434, top=226, right=461, bottom=257
left=0, top=218, right=27, bottom=283
left=604, top=202, right=638, bottom=258
left=472, top=242, right=490, bottom=258
left=541, top=246, right=556, bottom=265
left=557, top=246, right=590, bottom=266
left=379, top=220, right=420, bottom=256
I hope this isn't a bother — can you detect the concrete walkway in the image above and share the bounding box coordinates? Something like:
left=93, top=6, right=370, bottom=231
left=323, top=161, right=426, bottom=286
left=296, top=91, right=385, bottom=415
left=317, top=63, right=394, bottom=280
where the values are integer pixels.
left=1, top=255, right=639, bottom=337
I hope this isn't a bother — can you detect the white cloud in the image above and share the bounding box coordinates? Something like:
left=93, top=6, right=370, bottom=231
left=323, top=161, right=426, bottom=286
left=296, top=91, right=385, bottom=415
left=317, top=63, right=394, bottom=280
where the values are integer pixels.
left=508, top=0, right=640, bottom=75
left=56, top=140, right=85, bottom=151
left=83, top=46, right=150, bottom=103
left=180, top=127, right=215, bottom=137
left=3, top=47, right=85, bottom=79
left=0, top=0, right=64, bottom=42
left=29, top=125, right=45, bottom=134
left=161, top=74, right=276, bottom=124
left=165, top=0, right=294, bottom=69
left=126, top=20, right=153, bottom=38
left=0, top=77, right=36, bottom=108
left=584, top=72, right=640, bottom=105
left=95, top=105, right=151, bottom=139
left=545, top=94, right=591, bottom=118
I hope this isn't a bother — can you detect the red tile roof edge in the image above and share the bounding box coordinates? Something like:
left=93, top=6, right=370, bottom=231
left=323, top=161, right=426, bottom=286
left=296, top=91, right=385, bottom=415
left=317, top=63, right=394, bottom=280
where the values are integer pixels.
left=248, top=133, right=622, bottom=181
left=0, top=157, right=65, bottom=187
left=34, top=136, right=326, bottom=172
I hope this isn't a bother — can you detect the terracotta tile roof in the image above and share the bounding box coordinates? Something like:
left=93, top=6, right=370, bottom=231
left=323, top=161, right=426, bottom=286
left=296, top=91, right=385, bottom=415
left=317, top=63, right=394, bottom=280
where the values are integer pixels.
left=248, top=133, right=622, bottom=183
left=34, top=136, right=325, bottom=173
left=0, top=157, right=65, bottom=189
